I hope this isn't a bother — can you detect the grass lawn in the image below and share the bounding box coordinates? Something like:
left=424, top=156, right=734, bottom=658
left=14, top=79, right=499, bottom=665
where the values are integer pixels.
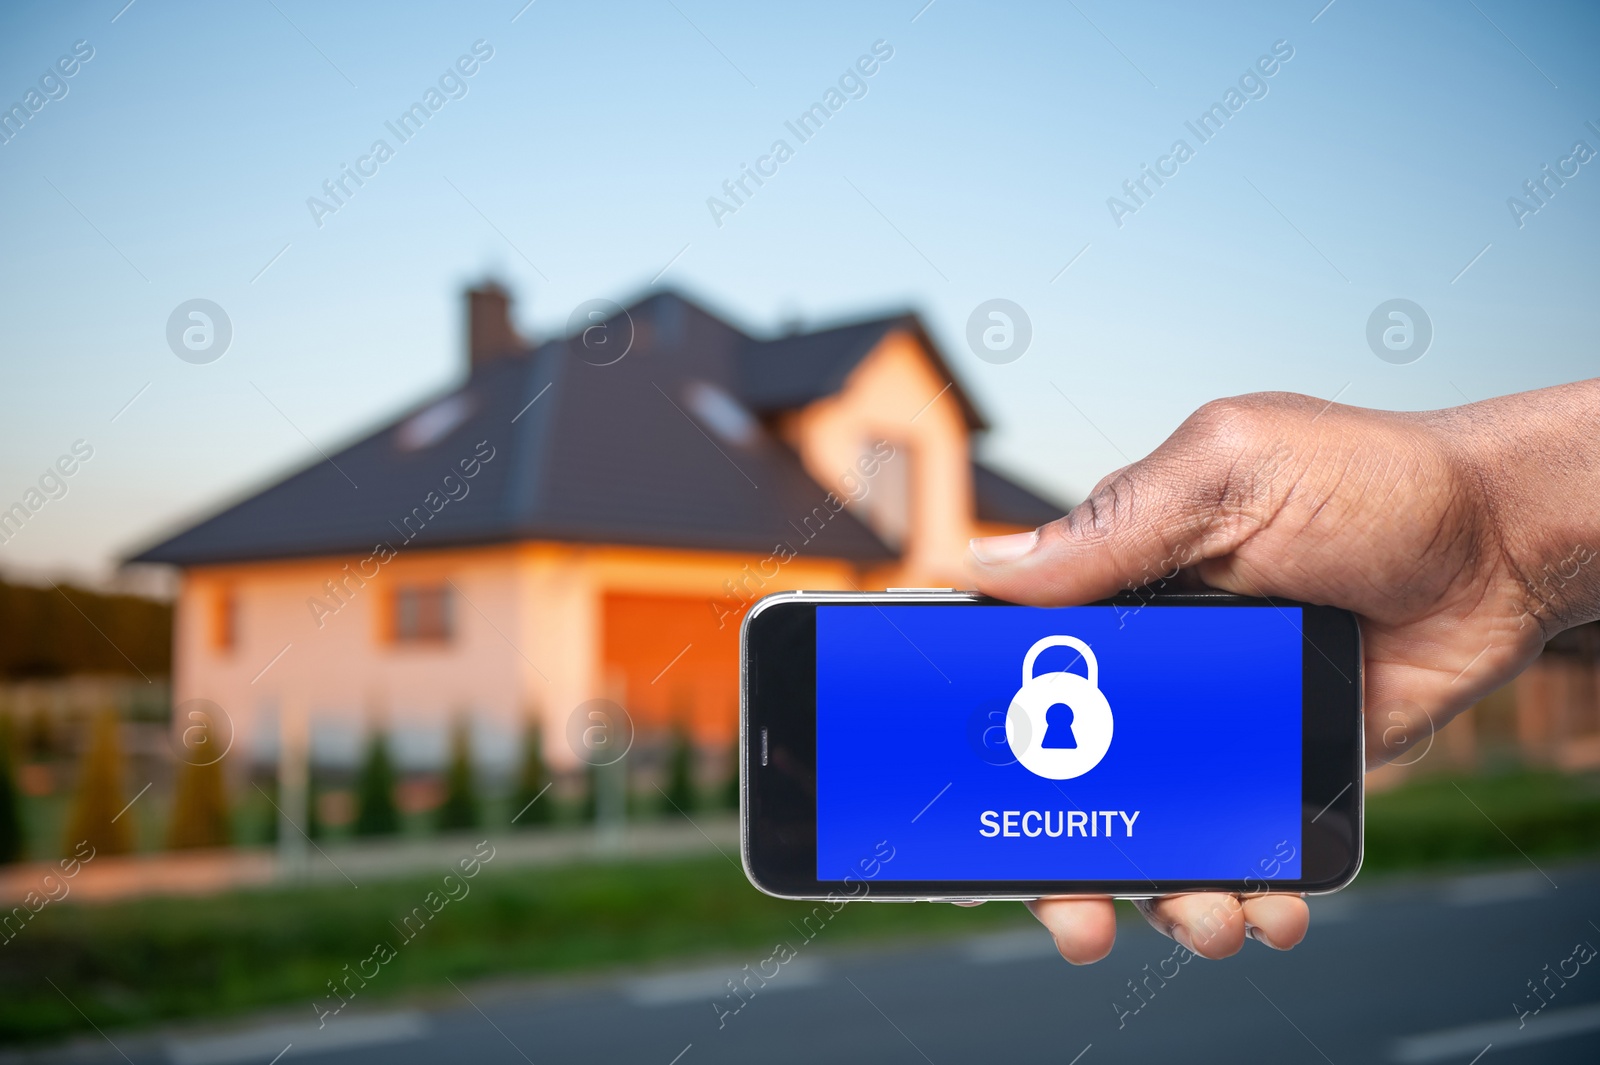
left=2, top=768, right=1597, bottom=1044
left=1363, top=766, right=1600, bottom=870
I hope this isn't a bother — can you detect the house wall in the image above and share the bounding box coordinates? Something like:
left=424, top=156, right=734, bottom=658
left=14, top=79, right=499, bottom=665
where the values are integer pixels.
left=174, top=543, right=859, bottom=775
left=776, top=329, right=980, bottom=588
left=178, top=545, right=530, bottom=776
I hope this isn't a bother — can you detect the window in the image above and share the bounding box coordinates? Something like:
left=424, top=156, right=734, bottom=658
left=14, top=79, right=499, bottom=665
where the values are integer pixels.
left=851, top=438, right=910, bottom=550
left=211, top=587, right=237, bottom=652
left=392, top=584, right=453, bottom=643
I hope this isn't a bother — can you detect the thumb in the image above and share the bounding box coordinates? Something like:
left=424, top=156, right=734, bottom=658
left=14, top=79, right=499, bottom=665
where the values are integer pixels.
left=967, top=457, right=1244, bottom=606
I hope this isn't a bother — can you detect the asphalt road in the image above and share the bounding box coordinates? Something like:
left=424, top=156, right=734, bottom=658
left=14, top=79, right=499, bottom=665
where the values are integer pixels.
left=23, top=861, right=1600, bottom=1065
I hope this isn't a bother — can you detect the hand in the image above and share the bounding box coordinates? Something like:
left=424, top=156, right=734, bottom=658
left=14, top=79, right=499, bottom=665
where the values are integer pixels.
left=966, top=382, right=1600, bottom=962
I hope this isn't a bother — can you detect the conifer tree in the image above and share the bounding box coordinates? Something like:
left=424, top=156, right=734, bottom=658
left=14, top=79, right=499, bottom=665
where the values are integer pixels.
left=64, top=707, right=134, bottom=855
left=664, top=723, right=695, bottom=815
left=306, top=766, right=324, bottom=840
left=579, top=762, right=597, bottom=822
left=511, top=716, right=553, bottom=827
left=437, top=715, right=479, bottom=831
left=256, top=774, right=280, bottom=844
left=165, top=718, right=231, bottom=849
left=354, top=730, right=400, bottom=836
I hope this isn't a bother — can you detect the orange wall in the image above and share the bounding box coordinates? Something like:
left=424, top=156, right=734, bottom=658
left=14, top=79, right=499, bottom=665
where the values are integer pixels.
left=601, top=592, right=740, bottom=743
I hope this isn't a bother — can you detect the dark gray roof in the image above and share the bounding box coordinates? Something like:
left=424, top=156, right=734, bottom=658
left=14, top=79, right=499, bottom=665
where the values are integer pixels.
left=973, top=460, right=1068, bottom=528
left=736, top=315, right=987, bottom=429
left=128, top=291, right=1037, bottom=567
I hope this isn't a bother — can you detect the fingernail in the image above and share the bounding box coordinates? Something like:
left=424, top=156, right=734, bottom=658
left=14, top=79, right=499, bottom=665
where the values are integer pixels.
left=1246, top=923, right=1286, bottom=950
left=969, top=529, right=1039, bottom=564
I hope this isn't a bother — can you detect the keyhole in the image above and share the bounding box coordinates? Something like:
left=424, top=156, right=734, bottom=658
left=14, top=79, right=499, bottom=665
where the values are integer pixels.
left=1041, top=703, right=1078, bottom=749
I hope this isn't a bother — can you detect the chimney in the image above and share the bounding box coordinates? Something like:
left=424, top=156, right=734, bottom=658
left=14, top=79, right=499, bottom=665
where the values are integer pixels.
left=465, top=280, right=524, bottom=370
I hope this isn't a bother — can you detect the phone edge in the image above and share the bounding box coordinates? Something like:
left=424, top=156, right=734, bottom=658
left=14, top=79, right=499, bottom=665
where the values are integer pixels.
left=739, top=590, right=1366, bottom=902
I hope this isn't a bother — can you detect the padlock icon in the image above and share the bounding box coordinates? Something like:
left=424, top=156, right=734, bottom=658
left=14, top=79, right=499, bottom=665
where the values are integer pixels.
left=1005, top=635, right=1114, bottom=780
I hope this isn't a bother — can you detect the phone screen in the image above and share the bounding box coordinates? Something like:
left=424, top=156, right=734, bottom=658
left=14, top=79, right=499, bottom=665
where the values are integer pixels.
left=814, top=604, right=1303, bottom=884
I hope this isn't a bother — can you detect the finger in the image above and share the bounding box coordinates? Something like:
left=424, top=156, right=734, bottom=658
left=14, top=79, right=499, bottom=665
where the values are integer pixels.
left=1240, top=894, right=1309, bottom=950
left=1137, top=894, right=1246, bottom=959
left=1025, top=896, right=1118, bottom=964
left=966, top=402, right=1280, bottom=604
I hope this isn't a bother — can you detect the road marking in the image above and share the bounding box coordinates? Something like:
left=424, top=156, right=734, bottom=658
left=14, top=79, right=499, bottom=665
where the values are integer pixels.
left=964, top=929, right=1057, bottom=964
left=1391, top=1001, right=1600, bottom=1063
left=166, top=1011, right=425, bottom=1065
left=625, top=958, right=825, bottom=1006
left=1442, top=868, right=1551, bottom=907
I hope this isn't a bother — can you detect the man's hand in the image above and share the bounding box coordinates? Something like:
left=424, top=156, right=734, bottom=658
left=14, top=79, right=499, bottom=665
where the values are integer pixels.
left=966, top=382, right=1600, bottom=963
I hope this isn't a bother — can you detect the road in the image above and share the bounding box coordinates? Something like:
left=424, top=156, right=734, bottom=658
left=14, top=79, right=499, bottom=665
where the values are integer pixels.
left=19, top=861, right=1600, bottom=1065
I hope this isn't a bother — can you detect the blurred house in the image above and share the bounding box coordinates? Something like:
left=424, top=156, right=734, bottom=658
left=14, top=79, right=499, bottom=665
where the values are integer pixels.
left=128, top=284, right=1063, bottom=772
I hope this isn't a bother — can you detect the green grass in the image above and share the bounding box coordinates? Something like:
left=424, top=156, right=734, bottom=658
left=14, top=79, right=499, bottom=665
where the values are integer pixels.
left=1363, top=767, right=1600, bottom=871
left=0, top=849, right=1029, bottom=1043
left=2, top=767, right=1597, bottom=1045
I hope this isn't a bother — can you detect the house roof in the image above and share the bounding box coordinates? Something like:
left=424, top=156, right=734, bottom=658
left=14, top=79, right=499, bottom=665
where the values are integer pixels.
left=127, top=291, right=1055, bottom=568
left=972, top=460, right=1069, bottom=528
left=735, top=315, right=987, bottom=430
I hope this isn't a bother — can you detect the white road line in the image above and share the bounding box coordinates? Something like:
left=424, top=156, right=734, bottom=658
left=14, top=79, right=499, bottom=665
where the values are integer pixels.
left=1391, top=1001, right=1600, bottom=1063
left=166, top=1011, right=426, bottom=1065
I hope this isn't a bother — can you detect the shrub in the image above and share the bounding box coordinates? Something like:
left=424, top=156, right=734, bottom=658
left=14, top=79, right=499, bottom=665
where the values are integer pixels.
left=511, top=718, right=553, bottom=827
left=165, top=723, right=231, bottom=850
left=63, top=708, right=133, bottom=856
left=354, top=732, right=399, bottom=836
left=436, top=716, right=479, bottom=832
left=663, top=724, right=695, bottom=815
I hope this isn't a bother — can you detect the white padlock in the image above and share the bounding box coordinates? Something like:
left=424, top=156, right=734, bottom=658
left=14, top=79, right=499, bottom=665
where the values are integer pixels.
left=1005, top=635, right=1115, bottom=780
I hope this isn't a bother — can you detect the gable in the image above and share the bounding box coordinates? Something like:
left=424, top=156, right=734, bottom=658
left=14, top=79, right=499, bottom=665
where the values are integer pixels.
left=735, top=315, right=986, bottom=431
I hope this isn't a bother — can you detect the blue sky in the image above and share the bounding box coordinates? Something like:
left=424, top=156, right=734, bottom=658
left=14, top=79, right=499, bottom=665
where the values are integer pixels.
left=1, top=0, right=1596, bottom=582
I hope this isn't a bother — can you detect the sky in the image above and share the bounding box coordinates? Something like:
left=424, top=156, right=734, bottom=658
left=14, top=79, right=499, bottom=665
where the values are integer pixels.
left=0, top=0, right=1596, bottom=586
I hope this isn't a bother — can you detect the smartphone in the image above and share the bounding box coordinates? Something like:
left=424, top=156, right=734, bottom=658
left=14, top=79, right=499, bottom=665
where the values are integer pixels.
left=740, top=590, right=1363, bottom=901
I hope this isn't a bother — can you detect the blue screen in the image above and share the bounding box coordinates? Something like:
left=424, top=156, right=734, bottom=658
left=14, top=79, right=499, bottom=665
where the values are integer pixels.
left=815, top=605, right=1302, bottom=883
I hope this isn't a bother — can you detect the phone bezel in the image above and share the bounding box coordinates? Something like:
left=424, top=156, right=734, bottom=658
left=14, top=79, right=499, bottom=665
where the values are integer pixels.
left=740, top=590, right=1364, bottom=901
